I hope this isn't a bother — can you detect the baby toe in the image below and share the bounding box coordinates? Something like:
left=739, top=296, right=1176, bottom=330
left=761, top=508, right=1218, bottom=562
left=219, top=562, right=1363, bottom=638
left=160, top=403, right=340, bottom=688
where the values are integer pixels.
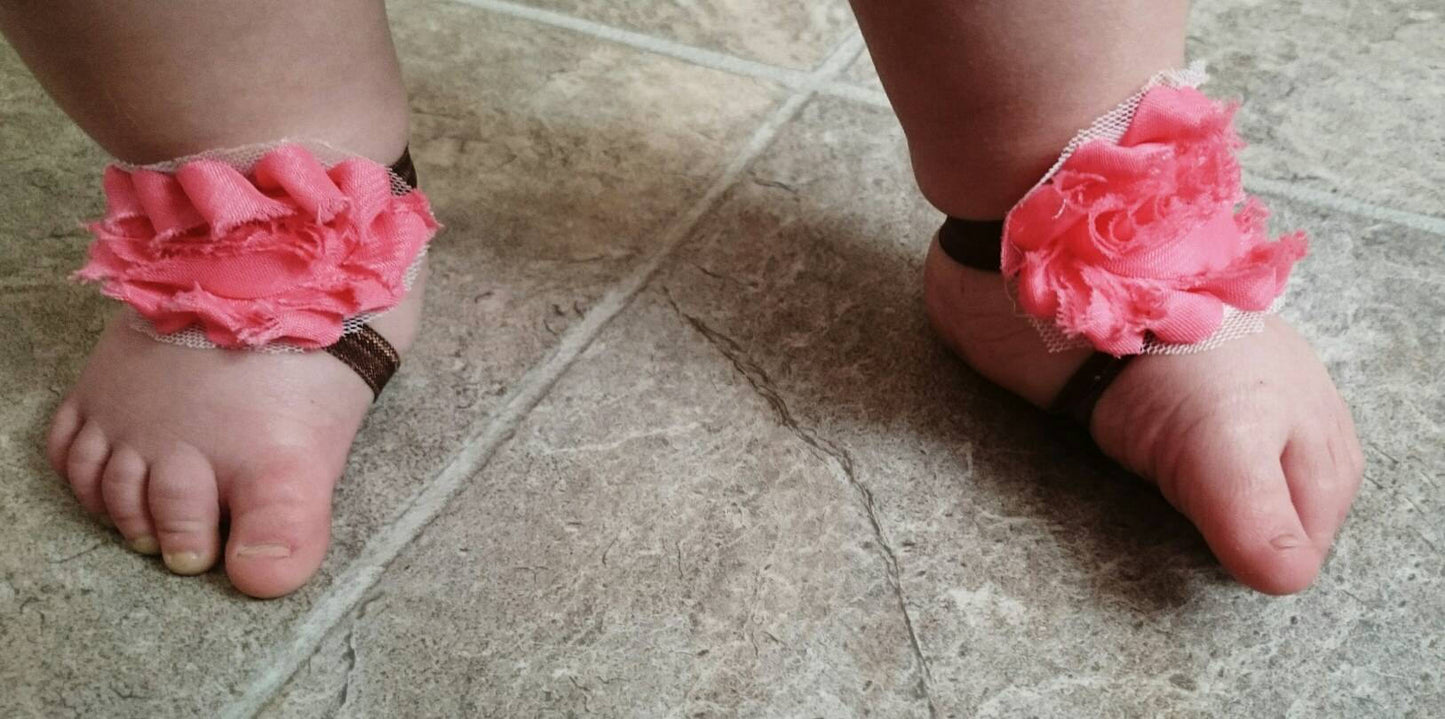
left=65, top=421, right=112, bottom=519
left=46, top=400, right=85, bottom=478
left=100, top=446, right=157, bottom=554
left=148, top=448, right=223, bottom=576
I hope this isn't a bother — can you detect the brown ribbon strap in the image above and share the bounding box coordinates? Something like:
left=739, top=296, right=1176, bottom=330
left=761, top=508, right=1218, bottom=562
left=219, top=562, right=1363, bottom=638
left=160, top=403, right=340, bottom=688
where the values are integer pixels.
left=1046, top=351, right=1135, bottom=427
left=937, top=216, right=1005, bottom=272
left=325, top=324, right=401, bottom=399
left=320, top=147, right=418, bottom=400
left=935, top=215, right=1134, bottom=426
left=389, top=147, right=418, bottom=191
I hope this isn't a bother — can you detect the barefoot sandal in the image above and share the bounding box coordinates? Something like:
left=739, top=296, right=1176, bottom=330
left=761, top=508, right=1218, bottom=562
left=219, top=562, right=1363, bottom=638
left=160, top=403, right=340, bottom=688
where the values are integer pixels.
left=75, top=141, right=439, bottom=399
left=938, top=65, right=1308, bottom=425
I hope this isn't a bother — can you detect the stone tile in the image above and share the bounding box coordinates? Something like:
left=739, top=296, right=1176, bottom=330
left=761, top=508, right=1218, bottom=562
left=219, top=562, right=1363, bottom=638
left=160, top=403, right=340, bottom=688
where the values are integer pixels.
left=264, top=294, right=932, bottom=717
left=624, top=96, right=1440, bottom=715
left=0, top=3, right=783, bottom=715
left=843, top=50, right=884, bottom=92
left=7, top=0, right=1441, bottom=715
left=1189, top=0, right=1445, bottom=217
left=508, top=0, right=856, bottom=70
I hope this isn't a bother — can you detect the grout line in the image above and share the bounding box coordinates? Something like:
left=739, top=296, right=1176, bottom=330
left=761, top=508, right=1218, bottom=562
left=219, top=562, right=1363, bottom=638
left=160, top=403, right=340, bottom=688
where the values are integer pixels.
left=446, top=0, right=1445, bottom=238
left=448, top=0, right=811, bottom=88
left=1243, top=174, right=1445, bottom=236
left=818, top=80, right=891, bottom=108
left=221, top=32, right=866, bottom=719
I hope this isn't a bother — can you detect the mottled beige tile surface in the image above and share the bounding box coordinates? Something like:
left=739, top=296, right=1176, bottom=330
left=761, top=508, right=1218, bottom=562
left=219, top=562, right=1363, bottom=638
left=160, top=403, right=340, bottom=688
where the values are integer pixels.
left=1189, top=0, right=1445, bottom=217
left=0, top=1, right=783, bottom=715
left=509, top=0, right=855, bottom=70
left=630, top=96, right=1443, bottom=716
left=6, top=0, right=1442, bottom=715
left=263, top=294, right=932, bottom=717
left=843, top=50, right=883, bottom=92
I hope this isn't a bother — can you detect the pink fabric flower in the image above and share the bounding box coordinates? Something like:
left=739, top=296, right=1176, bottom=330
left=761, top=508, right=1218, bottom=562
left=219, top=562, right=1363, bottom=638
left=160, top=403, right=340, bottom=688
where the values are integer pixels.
left=76, top=144, right=439, bottom=349
left=1001, top=85, right=1307, bottom=356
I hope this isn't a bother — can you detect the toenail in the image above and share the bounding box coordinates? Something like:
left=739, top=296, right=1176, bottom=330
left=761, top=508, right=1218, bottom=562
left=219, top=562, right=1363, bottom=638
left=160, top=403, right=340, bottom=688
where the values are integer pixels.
left=128, top=536, right=160, bottom=555
left=1270, top=533, right=1306, bottom=550
left=163, top=551, right=209, bottom=575
left=234, top=543, right=292, bottom=559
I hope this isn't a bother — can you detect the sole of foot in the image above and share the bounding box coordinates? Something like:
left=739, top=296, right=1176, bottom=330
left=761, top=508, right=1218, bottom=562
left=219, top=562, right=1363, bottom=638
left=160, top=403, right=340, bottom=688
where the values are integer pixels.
left=922, top=237, right=1363, bottom=595
left=46, top=265, right=426, bottom=598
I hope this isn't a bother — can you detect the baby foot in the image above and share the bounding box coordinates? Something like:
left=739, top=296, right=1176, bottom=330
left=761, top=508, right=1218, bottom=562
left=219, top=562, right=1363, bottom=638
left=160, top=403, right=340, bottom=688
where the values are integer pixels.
left=924, top=239, right=1363, bottom=594
left=46, top=269, right=424, bottom=598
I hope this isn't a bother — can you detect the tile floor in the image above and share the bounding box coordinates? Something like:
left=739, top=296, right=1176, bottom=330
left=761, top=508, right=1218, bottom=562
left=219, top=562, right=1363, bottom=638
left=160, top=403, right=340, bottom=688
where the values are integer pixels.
left=1, top=0, right=1441, bottom=716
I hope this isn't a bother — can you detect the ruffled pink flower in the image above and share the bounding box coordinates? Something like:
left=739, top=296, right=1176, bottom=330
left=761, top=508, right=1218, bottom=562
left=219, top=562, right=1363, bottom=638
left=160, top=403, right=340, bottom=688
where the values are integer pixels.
left=76, top=144, right=438, bottom=349
left=1002, top=85, right=1307, bottom=356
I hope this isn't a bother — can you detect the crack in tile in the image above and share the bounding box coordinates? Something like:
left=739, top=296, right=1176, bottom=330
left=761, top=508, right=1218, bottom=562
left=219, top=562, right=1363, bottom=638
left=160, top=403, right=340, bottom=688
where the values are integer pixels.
left=327, top=627, right=358, bottom=719
left=665, top=292, right=939, bottom=718
left=49, top=541, right=103, bottom=565
left=325, top=592, right=385, bottom=719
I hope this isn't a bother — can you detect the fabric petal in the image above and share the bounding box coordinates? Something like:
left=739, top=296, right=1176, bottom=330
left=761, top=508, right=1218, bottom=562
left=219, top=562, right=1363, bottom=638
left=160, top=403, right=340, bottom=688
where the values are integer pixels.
left=1149, top=290, right=1224, bottom=345
left=76, top=144, right=440, bottom=349
left=1000, top=79, right=1307, bottom=354
left=174, top=160, right=293, bottom=236
left=130, top=170, right=207, bottom=239
left=253, top=144, right=350, bottom=223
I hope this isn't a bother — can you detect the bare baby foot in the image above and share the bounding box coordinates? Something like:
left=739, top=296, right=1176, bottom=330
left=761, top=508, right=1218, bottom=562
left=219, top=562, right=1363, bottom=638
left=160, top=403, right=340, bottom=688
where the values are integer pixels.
left=925, top=240, right=1363, bottom=594
left=47, top=270, right=424, bottom=598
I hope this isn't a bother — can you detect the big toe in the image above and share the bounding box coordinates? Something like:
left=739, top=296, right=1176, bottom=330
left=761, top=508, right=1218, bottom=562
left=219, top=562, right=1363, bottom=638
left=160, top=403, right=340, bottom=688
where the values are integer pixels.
left=1281, top=431, right=1363, bottom=554
left=224, top=462, right=336, bottom=599
left=1170, top=444, right=1326, bottom=595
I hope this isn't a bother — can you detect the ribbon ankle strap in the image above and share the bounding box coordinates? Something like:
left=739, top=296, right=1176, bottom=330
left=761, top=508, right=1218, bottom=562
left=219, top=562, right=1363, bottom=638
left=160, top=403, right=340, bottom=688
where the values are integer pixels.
left=389, top=147, right=418, bottom=191
left=936, top=68, right=1306, bottom=425
left=325, top=324, right=401, bottom=399
left=79, top=140, right=434, bottom=401
left=1047, top=351, right=1135, bottom=427
left=937, top=216, right=1004, bottom=272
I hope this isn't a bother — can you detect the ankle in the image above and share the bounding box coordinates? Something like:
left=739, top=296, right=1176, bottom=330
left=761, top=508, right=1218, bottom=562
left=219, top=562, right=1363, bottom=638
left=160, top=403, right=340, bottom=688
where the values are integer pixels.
left=367, top=261, right=428, bottom=355
left=297, top=87, right=412, bottom=167
left=87, top=77, right=412, bottom=167
left=912, top=149, right=1050, bottom=220
left=119, top=106, right=410, bottom=167
left=922, top=238, right=1089, bottom=407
